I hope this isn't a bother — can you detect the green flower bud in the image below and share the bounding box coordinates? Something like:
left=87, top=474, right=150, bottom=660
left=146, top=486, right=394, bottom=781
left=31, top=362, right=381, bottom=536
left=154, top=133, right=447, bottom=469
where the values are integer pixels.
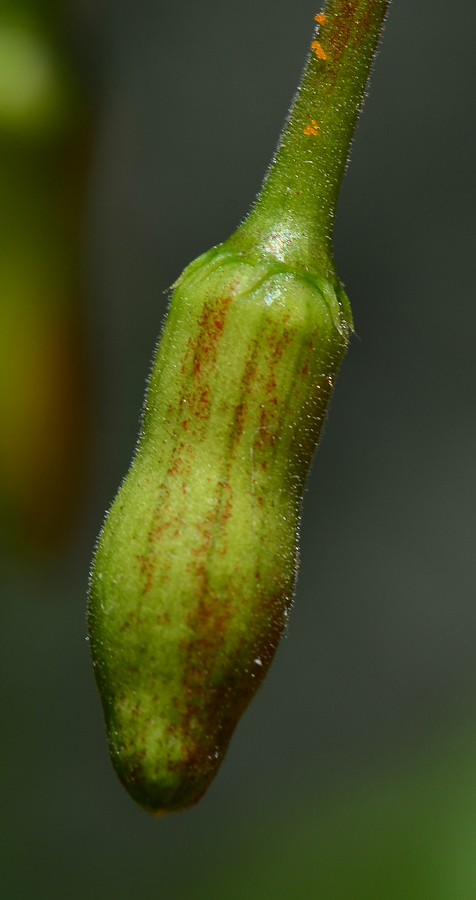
left=89, top=245, right=350, bottom=813
left=89, top=0, right=390, bottom=814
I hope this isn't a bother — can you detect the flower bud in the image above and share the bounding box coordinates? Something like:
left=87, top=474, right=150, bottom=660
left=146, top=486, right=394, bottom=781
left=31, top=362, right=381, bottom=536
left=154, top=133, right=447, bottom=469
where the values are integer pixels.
left=89, top=0, right=390, bottom=814
left=89, top=244, right=350, bottom=813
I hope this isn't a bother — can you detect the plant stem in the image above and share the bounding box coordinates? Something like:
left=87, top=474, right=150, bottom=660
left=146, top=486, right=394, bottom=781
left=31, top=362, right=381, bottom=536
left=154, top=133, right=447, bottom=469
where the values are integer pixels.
left=232, top=0, right=390, bottom=278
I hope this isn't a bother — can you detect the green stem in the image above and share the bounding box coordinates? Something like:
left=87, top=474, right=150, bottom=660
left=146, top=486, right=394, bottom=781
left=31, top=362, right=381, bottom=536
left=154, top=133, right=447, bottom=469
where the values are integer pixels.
left=232, top=0, right=390, bottom=278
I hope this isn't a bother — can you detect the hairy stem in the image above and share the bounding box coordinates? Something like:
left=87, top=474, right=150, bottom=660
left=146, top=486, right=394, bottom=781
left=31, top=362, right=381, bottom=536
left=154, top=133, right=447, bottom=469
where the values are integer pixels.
left=234, top=0, right=390, bottom=276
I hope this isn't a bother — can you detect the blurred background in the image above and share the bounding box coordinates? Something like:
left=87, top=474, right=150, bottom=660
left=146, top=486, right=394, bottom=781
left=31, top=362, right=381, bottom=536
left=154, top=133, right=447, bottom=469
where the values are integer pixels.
left=1, top=0, right=476, bottom=896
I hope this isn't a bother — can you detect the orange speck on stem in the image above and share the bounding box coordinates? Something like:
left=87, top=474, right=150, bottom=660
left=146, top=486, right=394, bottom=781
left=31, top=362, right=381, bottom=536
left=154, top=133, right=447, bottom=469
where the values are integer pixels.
left=311, top=40, right=328, bottom=60
left=303, top=119, right=319, bottom=136
left=315, top=13, right=326, bottom=25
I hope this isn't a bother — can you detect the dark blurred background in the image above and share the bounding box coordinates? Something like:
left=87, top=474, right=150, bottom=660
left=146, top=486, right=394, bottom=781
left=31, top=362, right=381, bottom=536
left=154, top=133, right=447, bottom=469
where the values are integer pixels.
left=1, top=0, right=476, bottom=896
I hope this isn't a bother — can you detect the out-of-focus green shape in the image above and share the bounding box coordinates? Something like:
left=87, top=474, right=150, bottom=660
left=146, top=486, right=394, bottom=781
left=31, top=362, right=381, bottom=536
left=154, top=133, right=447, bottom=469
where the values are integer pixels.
left=0, top=0, right=89, bottom=550
left=191, top=724, right=476, bottom=900
left=0, top=19, right=73, bottom=135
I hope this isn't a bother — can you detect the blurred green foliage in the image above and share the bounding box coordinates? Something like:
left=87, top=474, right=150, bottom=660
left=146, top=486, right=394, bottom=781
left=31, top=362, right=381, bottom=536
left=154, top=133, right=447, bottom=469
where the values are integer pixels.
left=186, top=725, right=476, bottom=899
left=0, top=0, right=90, bottom=549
